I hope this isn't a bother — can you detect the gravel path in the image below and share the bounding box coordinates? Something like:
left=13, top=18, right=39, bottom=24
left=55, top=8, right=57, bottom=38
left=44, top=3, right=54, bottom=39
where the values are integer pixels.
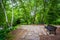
left=10, top=25, right=60, bottom=40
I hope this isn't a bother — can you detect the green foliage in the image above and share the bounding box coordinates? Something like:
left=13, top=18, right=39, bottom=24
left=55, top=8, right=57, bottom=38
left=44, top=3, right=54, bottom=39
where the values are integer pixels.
left=0, top=23, right=16, bottom=40
left=0, top=0, right=60, bottom=40
left=0, top=0, right=60, bottom=25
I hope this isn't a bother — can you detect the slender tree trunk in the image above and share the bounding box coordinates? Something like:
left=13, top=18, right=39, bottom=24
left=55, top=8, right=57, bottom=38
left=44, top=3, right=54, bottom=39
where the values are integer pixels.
left=41, top=0, right=45, bottom=24
left=1, top=0, right=8, bottom=25
left=32, top=0, right=37, bottom=24
left=11, top=0, right=14, bottom=27
left=11, top=7, right=14, bottom=26
left=33, top=7, right=37, bottom=24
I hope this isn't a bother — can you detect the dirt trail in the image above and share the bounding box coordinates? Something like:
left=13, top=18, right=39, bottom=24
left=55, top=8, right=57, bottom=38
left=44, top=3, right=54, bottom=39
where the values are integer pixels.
left=10, top=25, right=60, bottom=40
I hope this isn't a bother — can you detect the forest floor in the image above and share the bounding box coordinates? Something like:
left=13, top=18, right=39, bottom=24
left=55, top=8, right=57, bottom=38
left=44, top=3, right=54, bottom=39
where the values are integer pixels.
left=10, top=25, right=60, bottom=40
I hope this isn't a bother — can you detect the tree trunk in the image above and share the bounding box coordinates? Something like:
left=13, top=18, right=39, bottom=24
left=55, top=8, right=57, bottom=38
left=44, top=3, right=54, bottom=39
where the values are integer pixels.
left=11, top=0, right=14, bottom=27
left=1, top=0, right=8, bottom=25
